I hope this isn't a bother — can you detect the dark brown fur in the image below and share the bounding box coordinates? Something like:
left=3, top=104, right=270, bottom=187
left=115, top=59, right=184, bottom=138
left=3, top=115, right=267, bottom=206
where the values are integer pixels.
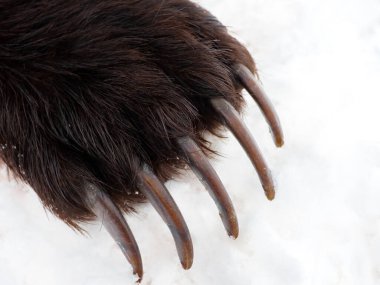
left=0, top=0, right=256, bottom=229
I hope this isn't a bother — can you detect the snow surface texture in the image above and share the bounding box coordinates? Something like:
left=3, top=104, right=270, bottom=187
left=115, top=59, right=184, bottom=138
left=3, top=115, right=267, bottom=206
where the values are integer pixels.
left=1, top=0, right=380, bottom=284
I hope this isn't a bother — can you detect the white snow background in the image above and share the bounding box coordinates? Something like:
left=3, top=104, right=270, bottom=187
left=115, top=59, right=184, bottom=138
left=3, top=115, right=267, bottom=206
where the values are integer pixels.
left=1, top=0, right=380, bottom=284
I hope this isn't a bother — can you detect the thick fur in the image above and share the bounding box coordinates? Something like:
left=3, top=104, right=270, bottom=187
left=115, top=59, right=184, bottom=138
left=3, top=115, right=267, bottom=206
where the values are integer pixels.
left=0, top=0, right=257, bottom=229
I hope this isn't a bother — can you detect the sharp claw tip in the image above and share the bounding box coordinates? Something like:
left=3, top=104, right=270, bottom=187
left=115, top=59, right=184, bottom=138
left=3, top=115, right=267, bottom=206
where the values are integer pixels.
left=134, top=271, right=143, bottom=279
left=227, top=221, right=239, bottom=239
left=133, top=269, right=143, bottom=283
left=229, top=231, right=239, bottom=239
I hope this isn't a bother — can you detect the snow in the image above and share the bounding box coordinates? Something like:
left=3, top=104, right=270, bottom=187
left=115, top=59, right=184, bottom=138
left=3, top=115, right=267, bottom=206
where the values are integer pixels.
left=1, top=0, right=380, bottom=284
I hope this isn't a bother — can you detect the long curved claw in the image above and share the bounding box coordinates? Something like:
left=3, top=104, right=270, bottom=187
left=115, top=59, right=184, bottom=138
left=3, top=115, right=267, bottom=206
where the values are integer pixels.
left=177, top=136, right=239, bottom=238
left=210, top=98, right=275, bottom=200
left=86, top=184, right=143, bottom=281
left=137, top=164, right=193, bottom=269
left=234, top=64, right=284, bottom=147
